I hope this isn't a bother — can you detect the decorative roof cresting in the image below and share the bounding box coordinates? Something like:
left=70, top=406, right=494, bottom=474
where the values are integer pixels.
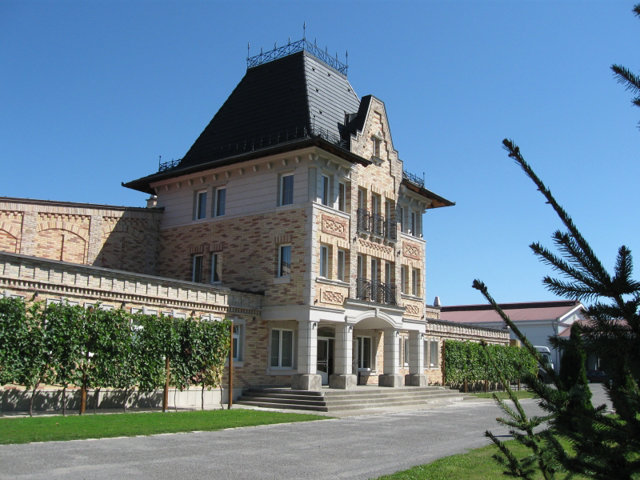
left=247, top=37, right=348, bottom=76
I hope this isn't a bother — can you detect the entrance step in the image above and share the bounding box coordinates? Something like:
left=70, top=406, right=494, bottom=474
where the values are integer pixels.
left=235, top=386, right=469, bottom=413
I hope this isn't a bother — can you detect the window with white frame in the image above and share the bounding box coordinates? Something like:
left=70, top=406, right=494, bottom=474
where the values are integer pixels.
left=270, top=329, right=294, bottom=368
left=412, top=268, right=419, bottom=296
left=338, top=182, right=346, bottom=212
left=356, top=336, right=372, bottom=369
left=358, top=188, right=366, bottom=211
left=278, top=245, right=291, bottom=277
left=214, top=187, right=226, bottom=217
left=211, top=253, right=221, bottom=283
left=372, top=136, right=381, bottom=158
left=401, top=265, right=408, bottom=294
left=424, top=340, right=430, bottom=368
left=195, top=190, right=207, bottom=220
left=280, top=174, right=294, bottom=206
left=320, top=245, right=329, bottom=278
left=321, top=174, right=330, bottom=206
left=404, top=337, right=410, bottom=366
left=192, top=254, right=203, bottom=283
left=232, top=324, right=244, bottom=362
left=410, top=210, right=417, bottom=236
left=337, top=249, right=346, bottom=282
left=371, top=193, right=380, bottom=216
left=399, top=206, right=406, bottom=233
left=430, top=339, right=439, bottom=367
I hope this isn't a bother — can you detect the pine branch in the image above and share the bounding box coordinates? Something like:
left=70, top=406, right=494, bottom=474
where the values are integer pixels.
left=611, top=65, right=640, bottom=95
left=502, top=140, right=612, bottom=290
left=531, top=242, right=602, bottom=294
left=613, top=246, right=640, bottom=295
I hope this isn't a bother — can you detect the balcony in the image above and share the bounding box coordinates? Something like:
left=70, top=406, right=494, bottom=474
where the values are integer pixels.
left=356, top=278, right=397, bottom=306
left=356, top=209, right=397, bottom=242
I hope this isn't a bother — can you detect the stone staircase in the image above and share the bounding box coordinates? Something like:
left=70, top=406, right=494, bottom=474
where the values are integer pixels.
left=235, top=386, right=468, bottom=413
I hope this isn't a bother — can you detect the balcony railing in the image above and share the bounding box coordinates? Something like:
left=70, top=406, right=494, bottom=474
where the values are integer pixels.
left=356, top=209, right=397, bottom=241
left=356, top=278, right=397, bottom=306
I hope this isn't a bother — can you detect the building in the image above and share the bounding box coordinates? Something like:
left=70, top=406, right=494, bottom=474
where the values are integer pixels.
left=1, top=40, right=510, bottom=401
left=440, top=300, right=587, bottom=371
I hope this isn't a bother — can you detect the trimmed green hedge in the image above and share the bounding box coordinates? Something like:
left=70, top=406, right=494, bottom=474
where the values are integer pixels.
left=444, top=340, right=537, bottom=385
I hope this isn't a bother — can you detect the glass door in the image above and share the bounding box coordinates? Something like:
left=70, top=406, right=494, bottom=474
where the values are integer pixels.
left=317, top=337, right=334, bottom=385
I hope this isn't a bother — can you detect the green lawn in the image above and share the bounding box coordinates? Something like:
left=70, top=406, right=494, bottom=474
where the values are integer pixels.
left=0, top=409, right=327, bottom=445
left=377, top=439, right=587, bottom=480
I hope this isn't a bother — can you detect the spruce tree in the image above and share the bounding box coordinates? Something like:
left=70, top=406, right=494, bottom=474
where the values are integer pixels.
left=478, top=6, right=640, bottom=477
left=477, top=139, right=640, bottom=479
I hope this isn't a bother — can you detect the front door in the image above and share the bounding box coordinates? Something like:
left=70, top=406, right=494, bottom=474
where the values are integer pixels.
left=317, top=337, right=334, bottom=385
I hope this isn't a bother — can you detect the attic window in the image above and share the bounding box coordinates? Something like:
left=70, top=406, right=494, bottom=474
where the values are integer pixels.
left=372, top=135, right=383, bottom=159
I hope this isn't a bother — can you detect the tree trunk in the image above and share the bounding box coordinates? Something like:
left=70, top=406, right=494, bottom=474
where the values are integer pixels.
left=123, top=387, right=132, bottom=413
left=29, top=383, right=39, bottom=417
left=62, top=385, right=66, bottom=416
left=201, top=384, right=205, bottom=411
left=93, top=388, right=100, bottom=414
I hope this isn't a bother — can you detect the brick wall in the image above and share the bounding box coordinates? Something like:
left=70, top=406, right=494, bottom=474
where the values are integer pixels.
left=0, top=198, right=162, bottom=275
left=156, top=207, right=308, bottom=307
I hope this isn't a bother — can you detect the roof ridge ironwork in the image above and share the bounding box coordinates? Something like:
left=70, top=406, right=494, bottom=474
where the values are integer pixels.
left=247, top=37, right=348, bottom=75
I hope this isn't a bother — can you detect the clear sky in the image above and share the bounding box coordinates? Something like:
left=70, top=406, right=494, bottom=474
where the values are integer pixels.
left=1, top=1, right=638, bottom=307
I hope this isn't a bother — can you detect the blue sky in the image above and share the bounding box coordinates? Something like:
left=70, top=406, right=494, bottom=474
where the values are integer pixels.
left=1, top=1, right=638, bottom=307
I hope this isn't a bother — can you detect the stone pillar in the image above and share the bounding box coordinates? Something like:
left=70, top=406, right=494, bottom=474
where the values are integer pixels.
left=406, top=331, right=428, bottom=386
left=330, top=323, right=357, bottom=389
left=291, top=320, right=322, bottom=391
left=86, top=214, right=103, bottom=266
left=379, top=328, right=403, bottom=387
left=20, top=211, right=38, bottom=256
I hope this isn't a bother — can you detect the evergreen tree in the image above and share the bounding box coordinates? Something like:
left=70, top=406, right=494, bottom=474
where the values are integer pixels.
left=478, top=6, right=640, bottom=477
left=612, top=4, right=640, bottom=121
left=477, top=139, right=640, bottom=479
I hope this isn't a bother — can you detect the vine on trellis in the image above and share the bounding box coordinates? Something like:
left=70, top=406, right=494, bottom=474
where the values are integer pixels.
left=444, top=340, right=537, bottom=388
left=0, top=297, right=231, bottom=416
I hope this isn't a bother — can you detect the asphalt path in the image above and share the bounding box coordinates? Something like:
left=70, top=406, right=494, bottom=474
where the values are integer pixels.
left=0, top=384, right=612, bottom=480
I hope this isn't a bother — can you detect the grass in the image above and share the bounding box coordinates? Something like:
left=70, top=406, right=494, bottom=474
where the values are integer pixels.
left=377, top=439, right=588, bottom=480
left=0, top=409, right=327, bottom=445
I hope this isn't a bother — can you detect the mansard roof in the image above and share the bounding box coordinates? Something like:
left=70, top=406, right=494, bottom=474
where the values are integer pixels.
left=125, top=49, right=369, bottom=194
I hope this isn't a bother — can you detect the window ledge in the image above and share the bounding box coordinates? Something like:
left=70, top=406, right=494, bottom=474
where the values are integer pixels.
left=225, top=360, right=245, bottom=368
left=273, top=276, right=291, bottom=285
left=316, top=277, right=349, bottom=288
left=401, top=294, right=423, bottom=302
left=266, top=368, right=296, bottom=376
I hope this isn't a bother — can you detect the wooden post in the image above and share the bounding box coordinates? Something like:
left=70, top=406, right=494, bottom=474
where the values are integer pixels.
left=79, top=350, right=89, bottom=415
left=228, top=320, right=234, bottom=409
left=163, top=357, right=170, bottom=412
left=464, top=379, right=468, bottom=393
left=441, top=341, right=445, bottom=386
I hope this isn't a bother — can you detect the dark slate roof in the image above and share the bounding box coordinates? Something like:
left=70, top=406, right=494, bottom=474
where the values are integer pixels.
left=124, top=51, right=365, bottom=193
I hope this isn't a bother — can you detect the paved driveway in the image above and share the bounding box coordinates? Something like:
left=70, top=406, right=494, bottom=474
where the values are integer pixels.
left=0, top=385, right=612, bottom=480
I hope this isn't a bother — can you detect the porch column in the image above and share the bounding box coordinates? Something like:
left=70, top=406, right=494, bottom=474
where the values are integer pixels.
left=330, top=323, right=357, bottom=389
left=406, top=331, right=428, bottom=386
left=291, top=320, right=322, bottom=391
left=379, top=328, right=403, bottom=387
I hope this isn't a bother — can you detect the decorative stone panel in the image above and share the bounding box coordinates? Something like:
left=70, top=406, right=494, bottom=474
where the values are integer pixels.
left=321, top=214, right=348, bottom=239
left=403, top=241, right=422, bottom=260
